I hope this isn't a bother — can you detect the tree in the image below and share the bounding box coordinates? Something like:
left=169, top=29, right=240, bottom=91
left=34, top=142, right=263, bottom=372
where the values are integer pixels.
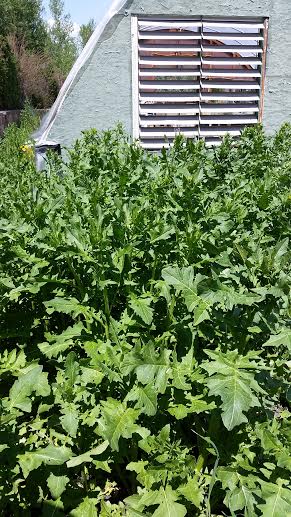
left=0, top=36, right=21, bottom=109
left=0, top=0, right=47, bottom=52
left=46, top=0, right=78, bottom=76
left=8, top=35, right=62, bottom=109
left=79, top=19, right=95, bottom=49
left=0, top=0, right=49, bottom=109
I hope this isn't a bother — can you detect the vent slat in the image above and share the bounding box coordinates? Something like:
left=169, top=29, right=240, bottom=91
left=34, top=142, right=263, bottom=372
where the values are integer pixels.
left=205, top=139, right=226, bottom=147
left=140, top=104, right=200, bottom=115
left=139, top=68, right=201, bottom=77
left=201, top=79, right=261, bottom=90
left=139, top=56, right=201, bottom=65
left=203, top=21, right=264, bottom=29
left=139, top=44, right=201, bottom=52
left=202, top=56, right=262, bottom=65
left=139, top=30, right=202, bottom=40
left=201, top=69, right=261, bottom=78
left=140, top=115, right=200, bottom=127
left=140, top=80, right=200, bottom=91
left=140, top=92, right=200, bottom=102
left=202, top=44, right=263, bottom=53
left=140, top=140, right=172, bottom=149
left=201, top=92, right=260, bottom=101
left=138, top=20, right=202, bottom=29
left=200, top=103, right=259, bottom=113
left=140, top=128, right=199, bottom=138
left=203, top=31, right=263, bottom=41
left=200, top=115, right=258, bottom=124
left=200, top=126, right=245, bottom=136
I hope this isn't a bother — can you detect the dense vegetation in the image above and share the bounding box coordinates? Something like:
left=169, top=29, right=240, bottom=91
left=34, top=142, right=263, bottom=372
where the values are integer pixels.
left=0, top=117, right=290, bottom=516
left=0, top=0, right=95, bottom=110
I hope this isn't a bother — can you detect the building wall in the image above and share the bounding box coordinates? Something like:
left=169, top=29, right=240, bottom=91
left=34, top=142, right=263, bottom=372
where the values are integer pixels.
left=48, top=0, right=291, bottom=148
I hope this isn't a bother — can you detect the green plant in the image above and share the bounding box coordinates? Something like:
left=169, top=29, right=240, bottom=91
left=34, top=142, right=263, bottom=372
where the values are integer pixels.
left=46, top=0, right=79, bottom=76
left=0, top=35, right=21, bottom=110
left=0, top=104, right=39, bottom=161
left=79, top=18, right=95, bottom=49
left=0, top=124, right=290, bottom=515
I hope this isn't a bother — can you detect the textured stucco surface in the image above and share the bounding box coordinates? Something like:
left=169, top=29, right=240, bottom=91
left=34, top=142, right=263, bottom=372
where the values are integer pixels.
left=48, top=0, right=291, bottom=147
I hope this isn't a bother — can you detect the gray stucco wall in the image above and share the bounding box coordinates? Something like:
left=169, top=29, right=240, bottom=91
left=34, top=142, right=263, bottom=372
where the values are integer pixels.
left=48, top=0, right=291, bottom=148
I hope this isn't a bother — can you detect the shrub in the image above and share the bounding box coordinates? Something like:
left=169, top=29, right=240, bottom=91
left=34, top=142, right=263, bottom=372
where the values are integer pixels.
left=8, top=35, right=64, bottom=109
left=0, top=104, right=39, bottom=160
left=0, top=35, right=21, bottom=109
left=0, top=125, right=290, bottom=516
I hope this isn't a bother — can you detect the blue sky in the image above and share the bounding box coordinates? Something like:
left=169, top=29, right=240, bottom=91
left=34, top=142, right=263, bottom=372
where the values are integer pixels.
left=43, top=0, right=111, bottom=25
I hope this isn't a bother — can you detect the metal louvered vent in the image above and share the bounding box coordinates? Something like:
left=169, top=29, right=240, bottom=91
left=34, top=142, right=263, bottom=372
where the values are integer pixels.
left=132, top=17, right=268, bottom=150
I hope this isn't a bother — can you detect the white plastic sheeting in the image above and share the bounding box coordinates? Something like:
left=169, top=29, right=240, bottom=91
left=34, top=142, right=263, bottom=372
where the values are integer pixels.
left=34, top=0, right=128, bottom=145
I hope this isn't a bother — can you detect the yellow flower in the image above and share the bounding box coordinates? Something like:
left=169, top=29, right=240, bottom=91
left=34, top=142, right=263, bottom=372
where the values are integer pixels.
left=20, top=144, right=34, bottom=157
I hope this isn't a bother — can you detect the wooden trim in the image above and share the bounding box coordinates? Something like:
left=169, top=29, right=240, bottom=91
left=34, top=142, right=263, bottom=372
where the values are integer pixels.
left=258, top=18, right=269, bottom=123
left=131, top=16, right=139, bottom=140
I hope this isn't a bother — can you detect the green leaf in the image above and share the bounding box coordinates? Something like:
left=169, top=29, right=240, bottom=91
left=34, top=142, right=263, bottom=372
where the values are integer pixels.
left=203, top=350, right=263, bottom=430
left=225, top=485, right=256, bottom=515
left=42, top=498, right=64, bottom=517
left=125, top=384, right=157, bottom=416
left=70, top=497, right=98, bottom=517
left=65, top=352, right=79, bottom=389
left=258, top=480, right=291, bottom=517
left=44, top=297, right=92, bottom=320
left=167, top=404, right=189, bottom=420
left=92, top=460, right=111, bottom=473
left=6, top=365, right=50, bottom=412
left=168, top=395, right=215, bottom=420
left=273, top=237, right=289, bottom=264
left=38, top=340, right=72, bottom=359
left=263, top=330, right=291, bottom=352
left=186, top=394, right=216, bottom=414
left=129, top=296, right=153, bottom=325
left=162, top=266, right=206, bottom=313
left=151, top=228, right=175, bottom=244
left=80, top=367, right=104, bottom=385
left=18, top=445, right=72, bottom=478
left=142, top=486, right=187, bottom=517
left=193, top=301, right=210, bottom=325
left=217, top=468, right=257, bottom=515
left=0, top=349, right=26, bottom=374
left=47, top=473, right=69, bottom=500
left=121, top=342, right=171, bottom=394
left=97, top=398, right=149, bottom=451
left=38, top=322, right=84, bottom=358
left=60, top=405, right=79, bottom=438
left=67, top=441, right=109, bottom=468
left=178, top=477, right=203, bottom=508
left=171, top=348, right=194, bottom=390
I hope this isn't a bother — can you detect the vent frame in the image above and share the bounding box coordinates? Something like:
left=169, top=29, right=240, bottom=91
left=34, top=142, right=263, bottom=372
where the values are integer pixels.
left=132, top=15, right=269, bottom=149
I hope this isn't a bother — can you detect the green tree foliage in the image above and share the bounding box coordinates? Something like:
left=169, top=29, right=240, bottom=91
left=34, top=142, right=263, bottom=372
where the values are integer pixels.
left=0, top=36, right=21, bottom=109
left=0, top=125, right=290, bottom=515
left=46, top=0, right=78, bottom=76
left=0, top=0, right=79, bottom=109
left=79, top=18, right=96, bottom=48
left=0, top=0, right=48, bottom=109
left=0, top=0, right=47, bottom=52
